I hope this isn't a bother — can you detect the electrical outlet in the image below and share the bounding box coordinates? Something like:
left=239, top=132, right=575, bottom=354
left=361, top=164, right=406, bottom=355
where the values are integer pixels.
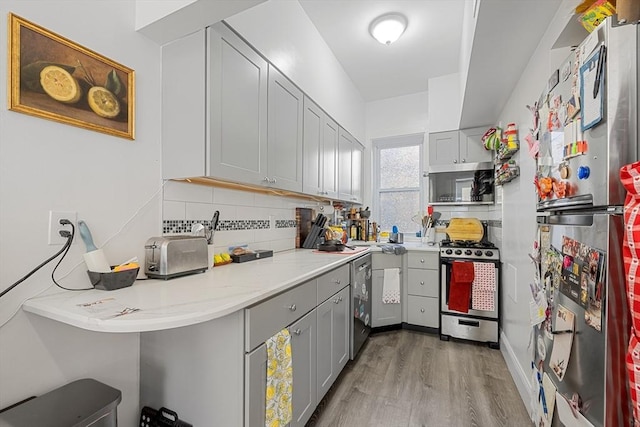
left=48, top=211, right=77, bottom=245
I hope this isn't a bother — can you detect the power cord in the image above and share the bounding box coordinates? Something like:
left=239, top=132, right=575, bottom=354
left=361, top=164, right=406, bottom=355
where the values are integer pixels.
left=0, top=220, right=88, bottom=299
left=51, top=222, right=92, bottom=292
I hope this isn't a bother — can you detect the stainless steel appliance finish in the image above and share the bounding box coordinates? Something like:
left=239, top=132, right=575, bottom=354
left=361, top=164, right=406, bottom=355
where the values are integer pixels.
left=440, top=241, right=500, bottom=348
left=350, top=253, right=372, bottom=359
left=537, top=213, right=628, bottom=426
left=531, top=18, right=637, bottom=426
left=144, top=236, right=208, bottom=279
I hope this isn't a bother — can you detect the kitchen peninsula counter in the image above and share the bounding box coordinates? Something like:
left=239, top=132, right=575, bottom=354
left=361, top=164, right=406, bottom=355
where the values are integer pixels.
left=22, top=248, right=370, bottom=333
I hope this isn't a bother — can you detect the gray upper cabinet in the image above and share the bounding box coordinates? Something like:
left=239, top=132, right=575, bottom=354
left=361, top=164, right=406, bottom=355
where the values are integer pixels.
left=338, top=127, right=364, bottom=203
left=208, top=23, right=269, bottom=186
left=428, top=130, right=460, bottom=167
left=161, top=22, right=360, bottom=203
left=267, top=65, right=304, bottom=192
left=338, top=127, right=353, bottom=201
left=302, top=97, right=338, bottom=198
left=351, top=141, right=364, bottom=204
left=460, top=126, right=493, bottom=164
left=428, top=126, right=492, bottom=171
left=161, top=29, right=207, bottom=179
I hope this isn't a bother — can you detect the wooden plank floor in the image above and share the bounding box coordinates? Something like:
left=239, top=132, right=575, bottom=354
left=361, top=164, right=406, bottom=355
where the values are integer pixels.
left=307, top=329, right=532, bottom=427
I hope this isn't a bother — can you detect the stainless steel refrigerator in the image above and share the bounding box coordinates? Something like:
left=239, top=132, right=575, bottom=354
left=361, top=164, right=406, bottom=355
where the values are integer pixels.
left=535, top=17, right=637, bottom=426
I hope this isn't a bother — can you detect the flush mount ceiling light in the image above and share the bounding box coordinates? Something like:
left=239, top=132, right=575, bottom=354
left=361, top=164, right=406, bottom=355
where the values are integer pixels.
left=369, top=13, right=408, bottom=45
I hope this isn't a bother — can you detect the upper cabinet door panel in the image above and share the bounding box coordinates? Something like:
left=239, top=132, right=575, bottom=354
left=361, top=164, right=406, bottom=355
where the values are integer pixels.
left=162, top=29, right=207, bottom=179
left=302, top=97, right=322, bottom=196
left=337, top=128, right=353, bottom=201
left=322, top=117, right=339, bottom=199
left=428, top=130, right=460, bottom=167
left=460, top=126, right=492, bottom=164
left=351, top=141, right=363, bottom=204
left=208, top=24, right=268, bottom=184
left=267, top=65, right=303, bottom=192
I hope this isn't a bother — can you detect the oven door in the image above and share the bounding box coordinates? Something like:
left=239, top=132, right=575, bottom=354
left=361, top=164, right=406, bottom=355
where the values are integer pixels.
left=440, top=257, right=499, bottom=319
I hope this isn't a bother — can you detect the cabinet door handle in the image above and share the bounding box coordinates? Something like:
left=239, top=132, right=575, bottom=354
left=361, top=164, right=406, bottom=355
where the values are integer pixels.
left=420, top=281, right=424, bottom=286
left=453, top=159, right=458, bottom=164
left=333, top=279, right=341, bottom=285
left=339, top=296, right=343, bottom=302
left=263, top=176, right=270, bottom=183
left=333, top=298, right=340, bottom=304
left=288, top=304, right=297, bottom=312
left=293, top=328, right=301, bottom=335
left=420, top=308, right=425, bottom=313
left=270, top=178, right=277, bottom=184
left=461, top=158, right=466, bottom=163
left=420, top=259, right=425, bottom=263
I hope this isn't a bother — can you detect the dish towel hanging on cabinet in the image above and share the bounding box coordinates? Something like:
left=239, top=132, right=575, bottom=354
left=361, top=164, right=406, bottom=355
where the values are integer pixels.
left=471, top=262, right=496, bottom=311
left=621, top=162, right=640, bottom=426
left=265, top=328, right=293, bottom=427
left=382, top=268, right=400, bottom=304
left=449, top=261, right=475, bottom=313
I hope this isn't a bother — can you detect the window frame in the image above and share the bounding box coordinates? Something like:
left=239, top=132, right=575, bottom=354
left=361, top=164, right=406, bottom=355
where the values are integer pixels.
left=372, top=133, right=425, bottom=234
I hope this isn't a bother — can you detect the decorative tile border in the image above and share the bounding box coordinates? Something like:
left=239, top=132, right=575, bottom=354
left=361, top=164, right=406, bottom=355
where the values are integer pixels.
left=162, top=218, right=296, bottom=234
left=275, top=220, right=297, bottom=229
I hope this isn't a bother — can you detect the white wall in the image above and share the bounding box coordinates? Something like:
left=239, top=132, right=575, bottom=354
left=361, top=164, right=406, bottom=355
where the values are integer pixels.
left=0, top=1, right=162, bottom=424
left=428, top=73, right=462, bottom=132
left=226, top=0, right=366, bottom=142
left=496, top=0, right=580, bottom=408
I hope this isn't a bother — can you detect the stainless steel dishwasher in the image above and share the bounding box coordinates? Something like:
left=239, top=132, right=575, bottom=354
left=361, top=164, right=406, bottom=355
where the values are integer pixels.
left=350, top=253, right=372, bottom=359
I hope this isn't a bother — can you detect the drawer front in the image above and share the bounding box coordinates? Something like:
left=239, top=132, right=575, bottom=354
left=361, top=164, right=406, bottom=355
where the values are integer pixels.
left=407, top=252, right=439, bottom=270
left=372, top=252, right=403, bottom=270
left=317, top=264, right=350, bottom=304
left=245, top=279, right=317, bottom=351
left=407, top=295, right=439, bottom=328
left=407, top=269, right=439, bottom=297
left=441, top=314, right=498, bottom=343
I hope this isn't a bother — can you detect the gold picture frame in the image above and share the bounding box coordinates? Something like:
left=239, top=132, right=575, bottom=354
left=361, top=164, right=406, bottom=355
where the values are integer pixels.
left=8, top=13, right=135, bottom=140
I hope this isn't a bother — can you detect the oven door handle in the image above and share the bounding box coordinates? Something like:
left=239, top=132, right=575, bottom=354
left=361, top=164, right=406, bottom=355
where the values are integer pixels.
left=458, top=319, right=480, bottom=327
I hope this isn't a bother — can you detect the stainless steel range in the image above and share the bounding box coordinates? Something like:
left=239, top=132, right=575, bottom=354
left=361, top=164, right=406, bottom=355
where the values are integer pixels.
left=439, top=240, right=500, bottom=349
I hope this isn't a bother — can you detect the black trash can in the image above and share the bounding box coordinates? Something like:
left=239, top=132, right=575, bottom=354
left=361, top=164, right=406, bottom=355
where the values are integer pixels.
left=0, top=378, right=121, bottom=427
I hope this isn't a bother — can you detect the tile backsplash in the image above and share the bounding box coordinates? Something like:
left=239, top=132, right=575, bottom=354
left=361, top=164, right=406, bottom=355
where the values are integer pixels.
left=163, top=181, right=310, bottom=253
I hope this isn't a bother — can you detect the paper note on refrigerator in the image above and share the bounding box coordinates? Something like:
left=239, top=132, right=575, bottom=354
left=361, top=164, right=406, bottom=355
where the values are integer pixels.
left=556, top=391, right=594, bottom=427
left=549, top=305, right=575, bottom=381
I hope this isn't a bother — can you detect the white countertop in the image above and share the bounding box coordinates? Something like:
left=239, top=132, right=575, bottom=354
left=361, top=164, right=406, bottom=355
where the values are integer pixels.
left=22, top=248, right=370, bottom=333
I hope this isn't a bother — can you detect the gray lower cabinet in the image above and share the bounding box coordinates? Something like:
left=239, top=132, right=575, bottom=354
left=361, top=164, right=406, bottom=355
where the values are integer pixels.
left=371, top=270, right=402, bottom=327
left=371, top=253, right=404, bottom=328
left=290, top=310, right=317, bottom=427
left=245, top=343, right=267, bottom=427
left=316, top=286, right=349, bottom=401
left=406, top=252, right=439, bottom=328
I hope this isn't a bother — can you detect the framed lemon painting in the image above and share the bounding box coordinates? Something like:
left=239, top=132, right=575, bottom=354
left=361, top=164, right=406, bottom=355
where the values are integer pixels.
left=8, top=13, right=135, bottom=139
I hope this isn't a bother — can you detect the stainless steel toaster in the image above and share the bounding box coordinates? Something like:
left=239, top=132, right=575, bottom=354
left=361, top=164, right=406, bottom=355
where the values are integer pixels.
left=144, top=236, right=208, bottom=279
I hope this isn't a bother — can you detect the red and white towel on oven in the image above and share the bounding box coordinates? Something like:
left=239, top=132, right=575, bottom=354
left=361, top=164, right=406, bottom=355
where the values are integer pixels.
left=471, top=262, right=496, bottom=312
left=621, top=161, right=640, bottom=426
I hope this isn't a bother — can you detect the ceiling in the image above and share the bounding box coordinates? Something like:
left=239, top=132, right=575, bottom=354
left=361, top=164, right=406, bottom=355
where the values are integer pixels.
left=298, top=0, right=466, bottom=102
left=298, top=0, right=564, bottom=126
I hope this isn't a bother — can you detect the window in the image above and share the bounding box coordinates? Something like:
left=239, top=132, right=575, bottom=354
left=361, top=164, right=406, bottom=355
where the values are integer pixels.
left=373, top=134, right=424, bottom=235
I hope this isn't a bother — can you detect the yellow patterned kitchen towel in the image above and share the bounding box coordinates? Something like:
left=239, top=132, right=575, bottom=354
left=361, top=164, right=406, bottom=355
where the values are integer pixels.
left=265, top=328, right=293, bottom=427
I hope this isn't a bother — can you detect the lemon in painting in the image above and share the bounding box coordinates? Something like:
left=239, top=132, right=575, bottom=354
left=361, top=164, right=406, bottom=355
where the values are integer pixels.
left=39, top=65, right=82, bottom=104
left=87, top=86, right=120, bottom=119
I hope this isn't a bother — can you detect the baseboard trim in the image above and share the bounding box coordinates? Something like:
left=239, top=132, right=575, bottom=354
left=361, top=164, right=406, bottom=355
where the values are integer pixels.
left=499, top=330, right=533, bottom=420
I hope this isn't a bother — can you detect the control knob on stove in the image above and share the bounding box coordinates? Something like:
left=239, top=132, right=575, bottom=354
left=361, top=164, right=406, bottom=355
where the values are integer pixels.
left=454, top=249, right=462, bottom=255
left=475, top=250, right=483, bottom=256
left=445, top=249, right=453, bottom=255
left=464, top=249, right=472, bottom=256
left=486, top=250, right=494, bottom=257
